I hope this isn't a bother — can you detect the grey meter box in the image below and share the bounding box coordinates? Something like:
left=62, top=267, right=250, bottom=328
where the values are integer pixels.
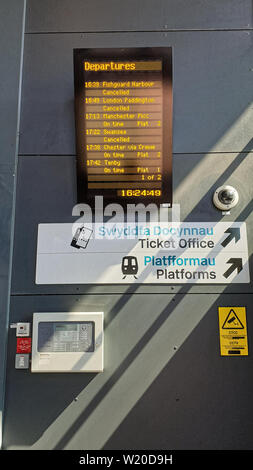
left=31, top=312, right=103, bottom=372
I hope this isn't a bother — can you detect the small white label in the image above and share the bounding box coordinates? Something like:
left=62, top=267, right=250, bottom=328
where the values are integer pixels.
left=16, top=323, right=30, bottom=337
left=15, top=354, right=29, bottom=369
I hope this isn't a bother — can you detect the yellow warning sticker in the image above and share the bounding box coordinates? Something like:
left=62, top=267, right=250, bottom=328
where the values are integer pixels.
left=218, top=307, right=248, bottom=356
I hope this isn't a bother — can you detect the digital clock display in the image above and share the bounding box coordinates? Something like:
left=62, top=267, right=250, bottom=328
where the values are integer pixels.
left=74, top=47, right=173, bottom=206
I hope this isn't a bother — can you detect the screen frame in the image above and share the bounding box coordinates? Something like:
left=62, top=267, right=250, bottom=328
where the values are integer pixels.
left=73, top=47, right=173, bottom=208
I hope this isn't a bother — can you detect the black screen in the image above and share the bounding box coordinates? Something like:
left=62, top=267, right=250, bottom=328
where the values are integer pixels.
left=74, top=47, right=173, bottom=207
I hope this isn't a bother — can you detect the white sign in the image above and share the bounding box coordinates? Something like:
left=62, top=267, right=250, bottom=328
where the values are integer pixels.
left=36, top=222, right=250, bottom=284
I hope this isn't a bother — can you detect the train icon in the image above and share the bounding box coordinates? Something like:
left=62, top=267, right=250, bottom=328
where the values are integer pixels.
left=121, top=256, right=138, bottom=279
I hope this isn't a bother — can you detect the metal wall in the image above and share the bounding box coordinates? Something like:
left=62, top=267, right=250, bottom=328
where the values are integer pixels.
left=0, top=0, right=26, bottom=449
left=2, top=0, right=253, bottom=449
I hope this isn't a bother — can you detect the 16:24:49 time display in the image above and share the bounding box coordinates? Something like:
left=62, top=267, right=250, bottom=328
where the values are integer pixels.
left=118, top=189, right=162, bottom=197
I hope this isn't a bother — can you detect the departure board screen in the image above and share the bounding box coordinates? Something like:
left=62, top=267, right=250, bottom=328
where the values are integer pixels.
left=74, top=48, right=173, bottom=206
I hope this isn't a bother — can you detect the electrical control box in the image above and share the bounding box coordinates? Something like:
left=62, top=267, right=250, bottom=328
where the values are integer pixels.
left=31, top=312, right=103, bottom=373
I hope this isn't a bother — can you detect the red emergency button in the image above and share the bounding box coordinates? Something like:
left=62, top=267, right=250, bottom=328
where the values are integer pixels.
left=16, top=337, right=32, bottom=354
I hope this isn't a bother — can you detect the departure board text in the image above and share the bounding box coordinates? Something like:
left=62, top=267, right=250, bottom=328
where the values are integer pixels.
left=74, top=48, right=172, bottom=206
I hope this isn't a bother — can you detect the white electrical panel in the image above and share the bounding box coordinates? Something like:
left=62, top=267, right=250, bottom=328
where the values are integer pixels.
left=31, top=312, right=103, bottom=373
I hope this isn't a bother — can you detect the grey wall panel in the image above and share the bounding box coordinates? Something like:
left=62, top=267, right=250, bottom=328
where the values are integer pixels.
left=0, top=274, right=9, bottom=430
left=0, top=1, right=26, bottom=166
left=3, top=292, right=253, bottom=449
left=25, top=0, right=252, bottom=33
left=19, top=31, right=253, bottom=156
left=10, top=153, right=253, bottom=295
left=0, top=0, right=26, bottom=449
left=0, top=166, right=15, bottom=276
left=104, top=295, right=253, bottom=450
